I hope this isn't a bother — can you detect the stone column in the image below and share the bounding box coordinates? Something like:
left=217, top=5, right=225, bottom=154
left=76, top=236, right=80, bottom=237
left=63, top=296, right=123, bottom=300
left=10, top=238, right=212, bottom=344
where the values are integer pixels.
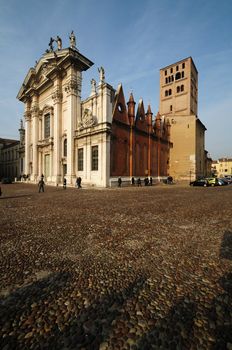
left=65, top=65, right=82, bottom=184
left=24, top=101, right=31, bottom=176
left=31, top=94, right=39, bottom=182
left=52, top=75, right=63, bottom=184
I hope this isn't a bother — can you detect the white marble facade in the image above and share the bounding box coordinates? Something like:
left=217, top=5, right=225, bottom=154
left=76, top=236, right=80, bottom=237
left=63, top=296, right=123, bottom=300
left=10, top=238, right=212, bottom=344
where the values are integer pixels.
left=17, top=35, right=115, bottom=187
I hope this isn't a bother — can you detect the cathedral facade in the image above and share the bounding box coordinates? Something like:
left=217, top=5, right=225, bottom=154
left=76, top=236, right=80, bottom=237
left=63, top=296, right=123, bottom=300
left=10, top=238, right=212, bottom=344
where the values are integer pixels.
left=17, top=33, right=172, bottom=187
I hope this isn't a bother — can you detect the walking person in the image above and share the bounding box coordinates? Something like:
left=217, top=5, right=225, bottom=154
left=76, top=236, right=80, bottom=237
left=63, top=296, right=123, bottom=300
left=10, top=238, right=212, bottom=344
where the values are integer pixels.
left=149, top=177, right=153, bottom=186
left=137, top=178, right=142, bottom=187
left=118, top=177, right=122, bottom=187
left=131, top=177, right=135, bottom=185
left=38, top=178, right=45, bottom=193
left=76, top=177, right=82, bottom=189
left=63, top=177, right=67, bottom=189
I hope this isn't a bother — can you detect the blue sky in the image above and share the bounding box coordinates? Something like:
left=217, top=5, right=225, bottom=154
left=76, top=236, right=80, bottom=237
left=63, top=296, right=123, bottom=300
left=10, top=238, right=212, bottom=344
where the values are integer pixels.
left=0, top=0, right=231, bottom=159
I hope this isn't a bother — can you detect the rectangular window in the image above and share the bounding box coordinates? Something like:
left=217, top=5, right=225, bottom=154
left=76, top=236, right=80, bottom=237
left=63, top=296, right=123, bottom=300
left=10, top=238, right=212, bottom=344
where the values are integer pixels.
left=165, top=70, right=167, bottom=76
left=182, top=62, right=185, bottom=69
left=44, top=114, right=50, bottom=138
left=170, top=68, right=173, bottom=73
left=78, top=148, right=84, bottom=171
left=91, top=145, right=98, bottom=171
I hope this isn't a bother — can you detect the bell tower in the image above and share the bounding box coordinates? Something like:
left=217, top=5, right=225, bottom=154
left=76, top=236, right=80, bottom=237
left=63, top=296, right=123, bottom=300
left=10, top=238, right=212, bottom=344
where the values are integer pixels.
left=159, top=57, right=198, bottom=117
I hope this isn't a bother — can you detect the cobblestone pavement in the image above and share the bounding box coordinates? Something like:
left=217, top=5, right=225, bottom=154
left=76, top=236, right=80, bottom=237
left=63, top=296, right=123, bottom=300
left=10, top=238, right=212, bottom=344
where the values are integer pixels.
left=0, top=183, right=232, bottom=350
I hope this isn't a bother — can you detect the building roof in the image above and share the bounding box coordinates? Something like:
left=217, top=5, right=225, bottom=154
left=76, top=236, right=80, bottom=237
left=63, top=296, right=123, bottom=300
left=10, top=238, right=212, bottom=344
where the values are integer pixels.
left=160, top=56, right=198, bottom=74
left=0, top=138, right=19, bottom=145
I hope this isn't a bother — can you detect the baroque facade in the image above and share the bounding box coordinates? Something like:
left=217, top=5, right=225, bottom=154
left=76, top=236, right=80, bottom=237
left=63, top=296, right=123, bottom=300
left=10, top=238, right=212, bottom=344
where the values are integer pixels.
left=17, top=33, right=172, bottom=187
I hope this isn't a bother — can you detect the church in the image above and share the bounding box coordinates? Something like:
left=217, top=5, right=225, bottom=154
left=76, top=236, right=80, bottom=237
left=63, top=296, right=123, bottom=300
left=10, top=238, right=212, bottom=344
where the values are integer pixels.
left=17, top=33, right=172, bottom=187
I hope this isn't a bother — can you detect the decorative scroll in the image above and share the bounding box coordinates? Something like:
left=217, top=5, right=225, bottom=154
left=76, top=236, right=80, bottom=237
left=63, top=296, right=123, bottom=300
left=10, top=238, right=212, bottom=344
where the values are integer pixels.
left=77, top=109, right=97, bottom=130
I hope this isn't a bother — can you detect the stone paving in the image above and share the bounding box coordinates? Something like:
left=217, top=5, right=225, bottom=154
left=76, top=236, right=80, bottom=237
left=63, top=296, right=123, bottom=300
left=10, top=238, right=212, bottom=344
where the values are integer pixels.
left=0, top=182, right=232, bottom=350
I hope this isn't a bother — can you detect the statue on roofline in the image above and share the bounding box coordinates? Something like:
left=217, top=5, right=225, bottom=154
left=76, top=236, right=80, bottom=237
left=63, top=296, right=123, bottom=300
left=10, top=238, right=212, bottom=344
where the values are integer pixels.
left=69, top=30, right=76, bottom=49
left=91, top=78, right=96, bottom=95
left=56, top=36, right=62, bottom=50
left=47, top=36, right=62, bottom=52
left=98, top=66, right=105, bottom=83
left=48, top=37, right=54, bottom=52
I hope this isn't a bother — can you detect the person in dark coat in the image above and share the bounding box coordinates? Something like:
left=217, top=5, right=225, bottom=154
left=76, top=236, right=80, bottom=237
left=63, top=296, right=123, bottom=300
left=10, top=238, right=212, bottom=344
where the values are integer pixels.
left=149, top=177, right=153, bottom=186
left=137, top=178, right=142, bottom=186
left=76, top=177, right=82, bottom=188
left=118, top=177, right=122, bottom=187
left=38, top=179, right=45, bottom=193
left=63, top=178, right=67, bottom=189
left=131, top=177, right=135, bottom=185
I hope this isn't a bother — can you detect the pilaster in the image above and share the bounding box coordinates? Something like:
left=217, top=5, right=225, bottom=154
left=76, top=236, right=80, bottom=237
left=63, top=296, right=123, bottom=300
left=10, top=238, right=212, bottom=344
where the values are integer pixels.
left=52, top=75, right=63, bottom=184
left=31, top=94, right=39, bottom=181
left=64, top=66, right=82, bottom=184
left=24, top=101, right=31, bottom=176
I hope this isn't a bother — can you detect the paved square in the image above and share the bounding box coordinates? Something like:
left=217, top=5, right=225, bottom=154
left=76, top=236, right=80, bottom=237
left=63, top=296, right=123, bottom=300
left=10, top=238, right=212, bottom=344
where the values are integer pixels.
left=0, top=183, right=232, bottom=349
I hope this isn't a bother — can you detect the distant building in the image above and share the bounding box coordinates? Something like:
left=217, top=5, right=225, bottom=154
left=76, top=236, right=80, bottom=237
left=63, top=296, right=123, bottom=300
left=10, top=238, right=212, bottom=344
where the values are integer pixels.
left=159, top=57, right=207, bottom=180
left=212, top=158, right=232, bottom=177
left=0, top=123, right=25, bottom=180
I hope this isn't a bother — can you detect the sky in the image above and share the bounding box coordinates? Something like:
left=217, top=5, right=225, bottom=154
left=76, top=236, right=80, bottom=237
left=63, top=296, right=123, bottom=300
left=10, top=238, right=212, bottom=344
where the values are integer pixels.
left=0, top=0, right=231, bottom=160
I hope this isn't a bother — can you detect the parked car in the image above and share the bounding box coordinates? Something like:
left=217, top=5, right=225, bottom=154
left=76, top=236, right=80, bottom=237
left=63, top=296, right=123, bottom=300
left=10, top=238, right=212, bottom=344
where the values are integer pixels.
left=218, top=178, right=228, bottom=186
left=190, top=179, right=209, bottom=187
left=222, top=177, right=232, bottom=184
left=205, top=177, right=218, bottom=186
left=1, top=178, right=12, bottom=184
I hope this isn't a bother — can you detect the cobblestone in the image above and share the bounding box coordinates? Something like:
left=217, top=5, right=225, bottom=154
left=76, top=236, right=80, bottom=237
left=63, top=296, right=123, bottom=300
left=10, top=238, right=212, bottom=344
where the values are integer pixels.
left=0, top=183, right=232, bottom=349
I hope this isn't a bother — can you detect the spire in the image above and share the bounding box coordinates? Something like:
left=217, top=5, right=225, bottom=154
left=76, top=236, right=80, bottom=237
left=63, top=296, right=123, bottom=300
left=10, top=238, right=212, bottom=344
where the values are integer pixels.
left=127, top=92, right=136, bottom=126
left=146, top=104, right=153, bottom=129
left=154, top=112, right=161, bottom=137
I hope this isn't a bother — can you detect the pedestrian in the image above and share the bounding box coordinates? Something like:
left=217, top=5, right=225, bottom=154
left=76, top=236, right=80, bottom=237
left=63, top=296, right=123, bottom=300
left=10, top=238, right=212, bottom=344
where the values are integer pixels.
left=149, top=177, right=153, bottom=186
left=118, top=177, right=122, bottom=187
left=131, top=177, right=135, bottom=185
left=144, top=177, right=149, bottom=186
left=137, top=178, right=142, bottom=186
left=76, top=177, right=82, bottom=188
left=63, top=177, right=67, bottom=189
left=38, top=178, right=45, bottom=193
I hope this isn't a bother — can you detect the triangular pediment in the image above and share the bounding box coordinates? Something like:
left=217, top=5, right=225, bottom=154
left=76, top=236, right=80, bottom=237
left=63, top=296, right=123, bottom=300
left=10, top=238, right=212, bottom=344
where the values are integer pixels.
left=112, top=84, right=129, bottom=125
left=135, top=99, right=147, bottom=132
left=17, top=48, right=94, bottom=101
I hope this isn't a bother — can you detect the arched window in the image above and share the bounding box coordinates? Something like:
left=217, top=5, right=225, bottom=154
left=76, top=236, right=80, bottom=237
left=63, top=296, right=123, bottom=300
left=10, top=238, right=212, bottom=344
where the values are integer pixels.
left=63, top=139, right=67, bottom=157
left=165, top=77, right=168, bottom=84
left=181, top=85, right=184, bottom=92
left=165, top=90, right=168, bottom=97
left=169, top=89, right=172, bottom=96
left=175, top=72, right=181, bottom=80
left=182, top=71, right=184, bottom=78
left=177, top=86, right=180, bottom=93
left=168, top=76, right=171, bottom=83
